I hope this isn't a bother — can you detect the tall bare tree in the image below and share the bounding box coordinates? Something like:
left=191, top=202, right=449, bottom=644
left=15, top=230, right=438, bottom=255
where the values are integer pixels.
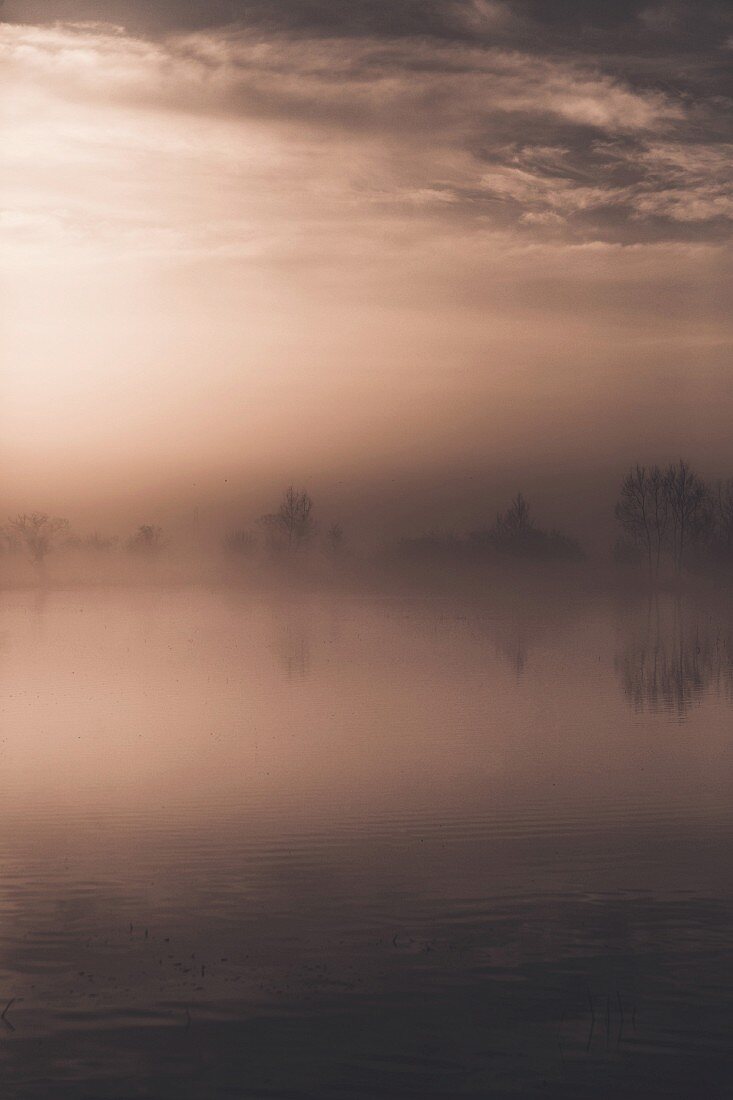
left=495, top=492, right=531, bottom=539
left=271, top=486, right=315, bottom=551
left=471, top=492, right=580, bottom=560
left=127, top=524, right=164, bottom=557
left=710, top=479, right=733, bottom=558
left=325, top=522, right=345, bottom=560
left=8, top=513, right=68, bottom=567
left=664, top=460, right=707, bottom=573
left=223, top=528, right=256, bottom=556
left=615, top=465, right=668, bottom=578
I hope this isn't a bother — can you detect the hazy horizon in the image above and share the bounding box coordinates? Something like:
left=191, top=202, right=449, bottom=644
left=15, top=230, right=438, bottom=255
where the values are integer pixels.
left=3, top=0, right=732, bottom=540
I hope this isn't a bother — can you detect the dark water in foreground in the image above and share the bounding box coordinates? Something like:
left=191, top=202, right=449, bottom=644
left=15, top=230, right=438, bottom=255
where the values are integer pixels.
left=0, top=587, right=732, bottom=1098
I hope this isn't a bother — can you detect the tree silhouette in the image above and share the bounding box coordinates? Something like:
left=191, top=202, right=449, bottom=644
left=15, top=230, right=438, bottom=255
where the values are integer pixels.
left=707, top=479, right=733, bottom=562
left=262, top=487, right=315, bottom=552
left=8, top=513, right=68, bottom=566
left=615, top=460, right=708, bottom=576
left=615, top=465, right=668, bottom=578
left=325, top=522, right=345, bottom=558
left=471, top=493, right=581, bottom=561
left=127, top=524, right=164, bottom=557
left=664, top=460, right=708, bottom=573
left=223, top=528, right=257, bottom=555
left=495, top=492, right=531, bottom=539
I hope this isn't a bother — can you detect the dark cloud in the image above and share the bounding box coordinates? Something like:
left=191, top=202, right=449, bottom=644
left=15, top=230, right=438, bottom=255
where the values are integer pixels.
left=2, top=1, right=731, bottom=246
left=3, top=0, right=732, bottom=48
left=2, top=2, right=731, bottom=514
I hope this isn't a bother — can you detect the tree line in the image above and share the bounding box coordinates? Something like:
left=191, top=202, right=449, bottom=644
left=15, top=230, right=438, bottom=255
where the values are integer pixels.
left=224, top=487, right=344, bottom=561
left=615, top=459, right=733, bottom=578
left=0, top=515, right=166, bottom=567
left=3, top=465, right=733, bottom=581
left=0, top=488, right=344, bottom=569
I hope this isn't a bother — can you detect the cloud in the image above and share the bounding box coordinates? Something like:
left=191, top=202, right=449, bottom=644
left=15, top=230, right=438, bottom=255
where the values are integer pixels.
left=0, top=16, right=728, bottom=275
left=629, top=143, right=733, bottom=222
left=1, top=20, right=684, bottom=136
left=1, top=8, right=730, bottom=515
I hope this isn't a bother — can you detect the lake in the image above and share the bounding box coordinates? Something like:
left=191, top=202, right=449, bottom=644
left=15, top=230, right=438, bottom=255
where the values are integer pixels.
left=0, top=585, right=732, bottom=1097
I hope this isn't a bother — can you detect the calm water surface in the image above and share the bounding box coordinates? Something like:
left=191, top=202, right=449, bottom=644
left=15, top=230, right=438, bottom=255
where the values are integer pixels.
left=0, top=586, right=732, bottom=1098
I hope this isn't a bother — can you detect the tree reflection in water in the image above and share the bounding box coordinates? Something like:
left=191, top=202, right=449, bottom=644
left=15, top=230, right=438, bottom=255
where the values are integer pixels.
left=616, top=597, right=733, bottom=716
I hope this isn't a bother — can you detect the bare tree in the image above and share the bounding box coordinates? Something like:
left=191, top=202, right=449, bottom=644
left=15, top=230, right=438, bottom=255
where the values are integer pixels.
left=615, top=465, right=668, bottom=578
left=83, top=532, right=119, bottom=552
left=495, top=492, right=531, bottom=539
left=664, top=460, right=707, bottom=573
left=647, top=465, right=670, bottom=575
left=127, top=524, right=164, bottom=557
left=0, top=527, right=20, bottom=555
left=223, top=528, right=256, bottom=556
left=474, top=492, right=580, bottom=560
left=709, top=479, right=733, bottom=559
left=263, top=487, right=315, bottom=551
left=325, top=522, right=345, bottom=559
left=8, top=513, right=69, bottom=567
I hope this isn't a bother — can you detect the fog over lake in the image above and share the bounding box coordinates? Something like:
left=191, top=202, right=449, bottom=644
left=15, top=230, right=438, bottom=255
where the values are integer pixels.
left=3, top=0, right=732, bottom=1094
left=0, top=586, right=731, bottom=1097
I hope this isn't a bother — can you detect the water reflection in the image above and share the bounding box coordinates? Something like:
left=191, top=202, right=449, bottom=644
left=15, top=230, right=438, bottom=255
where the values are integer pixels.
left=615, top=597, right=733, bottom=716
left=272, top=616, right=311, bottom=677
left=0, top=587, right=732, bottom=1097
left=494, top=621, right=531, bottom=674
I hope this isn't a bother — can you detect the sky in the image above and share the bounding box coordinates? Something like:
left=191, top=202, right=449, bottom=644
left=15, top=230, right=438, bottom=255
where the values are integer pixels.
left=1, top=0, right=732, bottom=538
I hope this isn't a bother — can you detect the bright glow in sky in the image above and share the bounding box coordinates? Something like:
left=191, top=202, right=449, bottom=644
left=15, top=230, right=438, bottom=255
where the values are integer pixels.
left=1, top=6, right=731, bottom=531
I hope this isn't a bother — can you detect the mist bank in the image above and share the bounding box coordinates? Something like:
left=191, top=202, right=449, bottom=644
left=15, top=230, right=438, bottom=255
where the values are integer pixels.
left=10, top=439, right=733, bottom=554
left=5, top=458, right=733, bottom=594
